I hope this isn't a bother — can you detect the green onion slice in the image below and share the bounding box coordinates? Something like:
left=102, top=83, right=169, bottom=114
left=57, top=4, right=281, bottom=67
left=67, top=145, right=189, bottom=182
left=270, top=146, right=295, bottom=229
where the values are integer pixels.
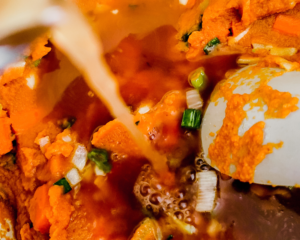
left=203, top=37, right=220, bottom=55
left=54, top=178, right=72, bottom=194
left=33, top=59, right=41, bottom=67
left=60, top=117, right=76, bottom=129
left=181, top=32, right=192, bottom=42
left=167, top=235, right=174, bottom=240
left=88, top=149, right=112, bottom=173
left=188, top=67, right=207, bottom=90
left=181, top=109, right=202, bottom=129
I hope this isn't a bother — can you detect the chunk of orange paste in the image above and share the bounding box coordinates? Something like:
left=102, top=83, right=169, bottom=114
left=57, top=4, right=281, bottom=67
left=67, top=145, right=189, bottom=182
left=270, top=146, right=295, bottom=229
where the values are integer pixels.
left=29, top=184, right=51, bottom=234
left=45, top=141, right=73, bottom=160
left=0, top=113, right=12, bottom=156
left=48, top=154, right=73, bottom=179
left=48, top=185, right=74, bottom=240
left=20, top=148, right=46, bottom=178
left=29, top=33, right=51, bottom=61
left=258, top=85, right=299, bottom=119
left=92, top=120, right=143, bottom=158
left=0, top=63, right=25, bottom=85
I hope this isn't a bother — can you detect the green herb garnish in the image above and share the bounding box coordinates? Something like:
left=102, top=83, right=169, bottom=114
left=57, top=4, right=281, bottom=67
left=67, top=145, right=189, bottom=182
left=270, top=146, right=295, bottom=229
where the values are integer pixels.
left=181, top=109, right=202, bottom=129
left=88, top=149, right=112, bottom=173
left=54, top=178, right=72, bottom=194
left=203, top=37, right=220, bottom=55
left=33, top=59, right=41, bottom=67
left=60, top=118, right=76, bottom=129
left=166, top=235, right=173, bottom=240
left=188, top=67, right=207, bottom=89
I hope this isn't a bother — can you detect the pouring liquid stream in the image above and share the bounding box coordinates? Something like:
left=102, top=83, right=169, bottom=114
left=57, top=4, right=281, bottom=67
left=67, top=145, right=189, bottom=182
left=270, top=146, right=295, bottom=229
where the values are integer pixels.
left=51, top=2, right=169, bottom=179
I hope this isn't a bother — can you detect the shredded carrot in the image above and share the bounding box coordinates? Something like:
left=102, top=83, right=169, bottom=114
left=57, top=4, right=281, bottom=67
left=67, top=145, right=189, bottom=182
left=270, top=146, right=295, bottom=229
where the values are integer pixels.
left=273, top=15, right=300, bottom=36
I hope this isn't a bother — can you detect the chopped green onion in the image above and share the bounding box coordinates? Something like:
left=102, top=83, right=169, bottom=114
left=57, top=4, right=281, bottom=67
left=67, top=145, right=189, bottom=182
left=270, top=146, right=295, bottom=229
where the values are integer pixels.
left=129, top=4, right=138, bottom=9
left=54, top=178, right=72, bottom=194
left=195, top=171, right=217, bottom=212
left=182, top=32, right=192, bottom=42
left=182, top=15, right=203, bottom=43
left=203, top=37, right=220, bottom=55
left=186, top=89, right=203, bottom=110
left=188, top=67, right=207, bottom=89
left=60, top=117, right=76, bottom=129
left=181, top=109, right=202, bottom=129
left=167, top=235, right=174, bottom=240
left=88, top=149, right=112, bottom=173
left=33, top=59, right=41, bottom=67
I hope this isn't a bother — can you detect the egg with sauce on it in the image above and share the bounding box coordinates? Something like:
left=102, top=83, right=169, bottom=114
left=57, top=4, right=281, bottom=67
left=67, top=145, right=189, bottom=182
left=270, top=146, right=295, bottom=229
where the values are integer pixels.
left=201, top=65, right=300, bottom=186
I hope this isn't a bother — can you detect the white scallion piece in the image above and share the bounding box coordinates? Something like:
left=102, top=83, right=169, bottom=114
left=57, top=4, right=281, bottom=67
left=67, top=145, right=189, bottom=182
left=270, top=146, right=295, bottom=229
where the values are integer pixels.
left=252, top=43, right=298, bottom=57
left=66, top=168, right=82, bottom=186
left=270, top=47, right=297, bottom=57
left=167, top=213, right=196, bottom=234
left=179, top=0, right=188, bottom=5
left=234, top=26, right=250, bottom=42
left=252, top=43, right=268, bottom=50
left=195, top=171, right=218, bottom=212
left=72, top=144, right=88, bottom=171
left=111, top=9, right=118, bottom=14
left=236, top=56, right=261, bottom=65
left=272, top=56, right=300, bottom=71
left=186, top=89, right=203, bottom=110
left=94, top=165, right=106, bottom=176
left=138, top=105, right=150, bottom=114
left=26, top=73, right=36, bottom=89
left=62, top=134, right=72, bottom=142
left=39, top=136, right=50, bottom=148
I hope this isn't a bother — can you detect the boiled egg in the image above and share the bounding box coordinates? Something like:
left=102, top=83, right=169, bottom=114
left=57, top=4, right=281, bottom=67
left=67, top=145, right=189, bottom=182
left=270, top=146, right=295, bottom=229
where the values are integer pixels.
left=201, top=65, right=300, bottom=186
